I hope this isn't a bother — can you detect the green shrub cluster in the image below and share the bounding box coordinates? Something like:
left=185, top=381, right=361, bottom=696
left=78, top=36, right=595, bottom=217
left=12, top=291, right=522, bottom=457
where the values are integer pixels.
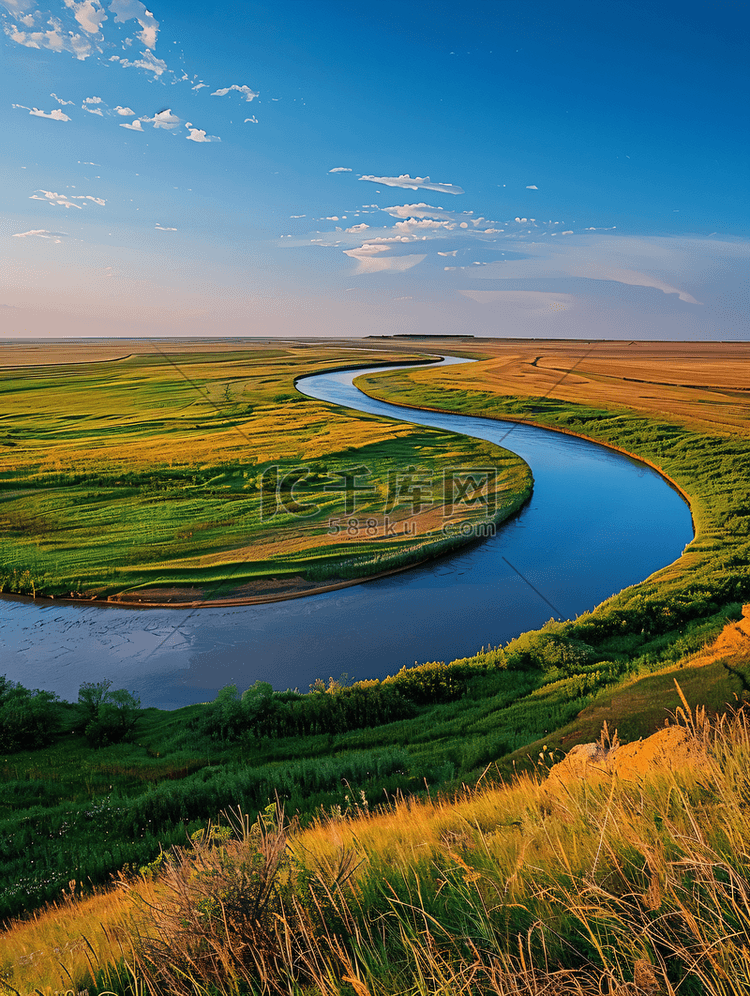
left=0, top=677, right=60, bottom=752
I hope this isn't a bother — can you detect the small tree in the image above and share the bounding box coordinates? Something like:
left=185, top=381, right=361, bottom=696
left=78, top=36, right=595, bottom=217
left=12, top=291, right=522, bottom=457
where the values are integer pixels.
left=0, top=676, right=60, bottom=752
left=77, top=680, right=141, bottom=746
left=77, top=679, right=112, bottom=727
left=241, top=681, right=276, bottom=739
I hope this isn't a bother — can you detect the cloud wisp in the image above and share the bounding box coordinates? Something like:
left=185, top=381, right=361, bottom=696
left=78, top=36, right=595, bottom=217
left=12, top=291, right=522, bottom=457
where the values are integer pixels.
left=343, top=243, right=427, bottom=273
left=211, top=83, right=259, bottom=102
left=14, top=103, right=71, bottom=120
left=29, top=189, right=105, bottom=209
left=359, top=174, right=465, bottom=195
left=185, top=122, right=220, bottom=142
left=459, top=290, right=575, bottom=315
left=467, top=237, right=703, bottom=304
left=12, top=228, right=68, bottom=242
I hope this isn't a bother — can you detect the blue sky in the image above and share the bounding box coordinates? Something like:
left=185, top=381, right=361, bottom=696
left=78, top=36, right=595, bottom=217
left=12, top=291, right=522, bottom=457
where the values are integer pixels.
left=1, top=0, right=748, bottom=339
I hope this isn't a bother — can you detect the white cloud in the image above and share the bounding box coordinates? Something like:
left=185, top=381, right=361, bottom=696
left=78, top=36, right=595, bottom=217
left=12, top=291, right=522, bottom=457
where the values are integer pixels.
left=30, top=189, right=103, bottom=209
left=289, top=214, right=306, bottom=219
left=114, top=104, right=135, bottom=115
left=120, top=118, right=143, bottom=130
left=30, top=189, right=82, bottom=209
left=5, top=17, right=94, bottom=58
left=50, top=92, right=74, bottom=105
left=117, top=49, right=167, bottom=75
left=526, top=185, right=538, bottom=190
left=109, top=0, right=158, bottom=48
left=244, top=115, right=258, bottom=124
left=359, top=174, right=464, bottom=195
left=64, top=0, right=107, bottom=34
left=393, top=218, right=452, bottom=233
left=83, top=94, right=103, bottom=103
left=25, top=106, right=71, bottom=121
left=345, top=223, right=369, bottom=234
left=82, top=101, right=103, bottom=114
left=185, top=122, right=220, bottom=142
left=345, top=243, right=390, bottom=256
left=324, top=216, right=339, bottom=221
left=12, top=228, right=68, bottom=242
left=329, top=167, right=352, bottom=173
left=343, top=244, right=427, bottom=273
left=438, top=250, right=458, bottom=257
left=144, top=107, right=180, bottom=129
left=192, top=82, right=208, bottom=90
left=365, top=236, right=413, bottom=243
left=211, top=83, right=259, bottom=102
left=382, top=202, right=454, bottom=220
left=155, top=223, right=176, bottom=230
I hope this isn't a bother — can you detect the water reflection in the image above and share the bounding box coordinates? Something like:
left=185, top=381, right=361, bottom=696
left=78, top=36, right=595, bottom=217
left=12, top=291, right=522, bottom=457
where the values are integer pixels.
left=0, top=358, right=693, bottom=708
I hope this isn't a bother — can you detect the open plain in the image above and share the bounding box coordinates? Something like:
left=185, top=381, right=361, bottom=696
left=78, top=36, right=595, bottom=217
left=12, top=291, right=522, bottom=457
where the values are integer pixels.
left=0, top=340, right=530, bottom=604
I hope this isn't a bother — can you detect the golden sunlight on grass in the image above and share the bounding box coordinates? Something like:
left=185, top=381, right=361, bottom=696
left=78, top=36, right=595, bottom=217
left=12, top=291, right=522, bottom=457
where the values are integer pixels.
left=0, top=341, right=531, bottom=602
left=6, top=694, right=750, bottom=995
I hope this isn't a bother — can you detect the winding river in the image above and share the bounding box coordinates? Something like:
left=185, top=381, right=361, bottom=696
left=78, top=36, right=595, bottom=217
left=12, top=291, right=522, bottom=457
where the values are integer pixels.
left=0, top=357, right=694, bottom=708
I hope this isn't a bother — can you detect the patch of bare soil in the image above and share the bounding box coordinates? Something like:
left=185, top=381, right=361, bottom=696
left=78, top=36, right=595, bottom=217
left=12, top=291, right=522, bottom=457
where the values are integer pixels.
left=107, top=575, right=342, bottom=606
left=547, top=724, right=709, bottom=786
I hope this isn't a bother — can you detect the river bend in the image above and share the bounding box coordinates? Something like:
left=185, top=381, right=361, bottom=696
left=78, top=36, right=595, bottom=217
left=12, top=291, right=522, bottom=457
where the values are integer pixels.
left=0, top=357, right=694, bottom=708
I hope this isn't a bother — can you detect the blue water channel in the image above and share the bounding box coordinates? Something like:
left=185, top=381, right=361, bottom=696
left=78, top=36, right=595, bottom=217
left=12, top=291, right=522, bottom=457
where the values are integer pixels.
left=0, top=356, right=694, bottom=708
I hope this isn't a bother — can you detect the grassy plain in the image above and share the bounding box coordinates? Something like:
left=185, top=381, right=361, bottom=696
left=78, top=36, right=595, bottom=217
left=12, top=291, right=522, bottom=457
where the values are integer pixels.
left=356, top=338, right=750, bottom=616
left=0, top=341, right=531, bottom=602
left=3, top=338, right=750, bottom=994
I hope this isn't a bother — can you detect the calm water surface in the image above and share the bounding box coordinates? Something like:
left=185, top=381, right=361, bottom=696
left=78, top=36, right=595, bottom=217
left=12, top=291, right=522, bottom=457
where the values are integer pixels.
left=0, top=357, right=694, bottom=707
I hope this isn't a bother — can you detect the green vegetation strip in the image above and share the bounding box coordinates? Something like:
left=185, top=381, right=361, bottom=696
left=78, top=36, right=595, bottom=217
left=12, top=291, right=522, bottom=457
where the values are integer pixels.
left=354, top=366, right=750, bottom=624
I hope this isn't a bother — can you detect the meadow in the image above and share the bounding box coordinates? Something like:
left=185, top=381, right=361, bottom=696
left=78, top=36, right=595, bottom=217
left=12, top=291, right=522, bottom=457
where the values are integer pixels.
left=355, top=339, right=750, bottom=634
left=0, top=342, right=530, bottom=602
left=1, top=338, right=750, bottom=994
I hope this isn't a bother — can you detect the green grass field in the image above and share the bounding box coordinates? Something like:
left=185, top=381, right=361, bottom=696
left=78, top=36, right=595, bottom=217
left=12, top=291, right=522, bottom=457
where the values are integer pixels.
left=0, top=346, right=531, bottom=601
left=2, top=342, right=750, bottom=994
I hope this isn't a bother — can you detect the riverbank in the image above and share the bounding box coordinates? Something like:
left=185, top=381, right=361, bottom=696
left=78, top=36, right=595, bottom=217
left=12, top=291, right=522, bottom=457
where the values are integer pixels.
left=352, top=343, right=750, bottom=625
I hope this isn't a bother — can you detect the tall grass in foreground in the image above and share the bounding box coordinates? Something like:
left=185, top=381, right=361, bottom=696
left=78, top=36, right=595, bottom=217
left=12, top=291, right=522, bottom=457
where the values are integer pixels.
left=8, top=699, right=748, bottom=994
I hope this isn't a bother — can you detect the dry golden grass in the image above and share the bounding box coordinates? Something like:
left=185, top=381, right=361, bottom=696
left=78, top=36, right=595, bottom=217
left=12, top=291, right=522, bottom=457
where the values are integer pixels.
left=383, top=339, right=750, bottom=436
left=0, top=879, right=159, bottom=994
left=9, top=696, right=750, bottom=995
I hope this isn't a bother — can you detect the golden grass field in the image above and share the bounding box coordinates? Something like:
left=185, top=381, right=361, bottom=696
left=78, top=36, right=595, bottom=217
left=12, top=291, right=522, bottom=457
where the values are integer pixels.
left=0, top=340, right=531, bottom=604
left=360, top=338, right=750, bottom=435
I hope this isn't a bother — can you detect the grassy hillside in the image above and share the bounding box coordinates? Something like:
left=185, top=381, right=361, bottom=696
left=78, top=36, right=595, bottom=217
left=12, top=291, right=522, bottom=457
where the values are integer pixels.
left=5, top=669, right=750, bottom=994
left=0, top=602, right=746, bottom=931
